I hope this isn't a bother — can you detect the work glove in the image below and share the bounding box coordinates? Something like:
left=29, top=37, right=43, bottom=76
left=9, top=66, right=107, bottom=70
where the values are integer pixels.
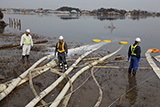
left=128, top=57, right=130, bottom=61
left=139, top=58, right=141, bottom=61
left=31, top=46, right=34, bottom=50
left=54, top=52, right=56, bottom=56
left=20, top=46, right=22, bottom=49
left=66, top=53, right=68, bottom=57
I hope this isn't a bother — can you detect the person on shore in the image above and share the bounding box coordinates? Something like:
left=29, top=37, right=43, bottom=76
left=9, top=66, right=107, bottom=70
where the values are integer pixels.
left=20, top=29, right=33, bottom=60
left=128, top=37, right=141, bottom=76
left=55, top=35, right=68, bottom=70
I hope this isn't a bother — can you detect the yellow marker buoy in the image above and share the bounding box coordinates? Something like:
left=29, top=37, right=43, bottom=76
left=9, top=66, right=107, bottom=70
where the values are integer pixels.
left=93, top=39, right=101, bottom=42
left=103, top=40, right=111, bottom=43
left=119, top=41, right=128, bottom=45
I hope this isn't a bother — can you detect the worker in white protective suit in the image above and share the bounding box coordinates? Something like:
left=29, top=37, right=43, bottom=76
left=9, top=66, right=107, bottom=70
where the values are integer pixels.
left=20, top=29, right=33, bottom=60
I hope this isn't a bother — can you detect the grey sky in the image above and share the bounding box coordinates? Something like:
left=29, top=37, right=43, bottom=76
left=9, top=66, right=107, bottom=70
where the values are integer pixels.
left=0, top=0, right=160, bottom=12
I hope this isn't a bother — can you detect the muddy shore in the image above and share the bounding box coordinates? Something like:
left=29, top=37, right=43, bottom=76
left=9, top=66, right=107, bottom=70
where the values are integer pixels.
left=0, top=32, right=160, bottom=107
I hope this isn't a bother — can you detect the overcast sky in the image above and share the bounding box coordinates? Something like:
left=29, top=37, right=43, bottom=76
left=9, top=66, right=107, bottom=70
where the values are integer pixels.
left=1, top=0, right=160, bottom=12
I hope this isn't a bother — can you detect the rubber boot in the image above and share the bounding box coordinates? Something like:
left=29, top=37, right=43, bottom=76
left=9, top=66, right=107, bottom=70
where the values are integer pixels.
left=21, top=55, right=25, bottom=63
left=59, top=63, right=63, bottom=69
left=132, top=70, right=136, bottom=76
left=26, top=55, right=29, bottom=60
left=64, top=64, right=68, bottom=70
left=22, top=55, right=25, bottom=60
left=128, top=68, right=132, bottom=74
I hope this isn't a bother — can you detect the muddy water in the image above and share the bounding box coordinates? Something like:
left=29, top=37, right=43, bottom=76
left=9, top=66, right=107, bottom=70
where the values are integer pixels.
left=0, top=33, right=160, bottom=107
left=65, top=56, right=160, bottom=107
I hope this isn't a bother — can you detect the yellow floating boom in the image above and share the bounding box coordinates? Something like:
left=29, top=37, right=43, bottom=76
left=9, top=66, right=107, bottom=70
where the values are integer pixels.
left=119, top=41, right=128, bottom=45
left=93, top=39, right=101, bottom=42
left=103, top=40, right=111, bottom=43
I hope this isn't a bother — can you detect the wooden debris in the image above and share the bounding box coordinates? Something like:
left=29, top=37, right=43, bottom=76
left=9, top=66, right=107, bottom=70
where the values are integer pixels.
left=0, top=54, right=52, bottom=101
left=26, top=44, right=105, bottom=107
left=154, top=55, right=160, bottom=62
left=114, top=55, right=125, bottom=60
left=119, top=96, right=123, bottom=105
left=66, top=57, right=100, bottom=62
left=0, top=39, right=48, bottom=49
left=93, top=66, right=152, bottom=70
left=145, top=51, right=160, bottom=79
left=49, top=45, right=123, bottom=107
left=0, top=75, right=5, bottom=80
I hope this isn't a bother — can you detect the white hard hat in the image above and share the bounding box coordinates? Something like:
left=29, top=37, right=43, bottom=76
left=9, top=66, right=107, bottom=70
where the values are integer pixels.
left=135, top=37, right=141, bottom=42
left=26, top=29, right=30, bottom=33
left=59, top=35, right=63, bottom=40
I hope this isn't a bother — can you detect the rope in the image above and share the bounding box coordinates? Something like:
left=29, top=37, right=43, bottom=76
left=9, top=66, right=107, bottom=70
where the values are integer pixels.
left=74, top=60, right=96, bottom=68
left=108, top=75, right=155, bottom=107
left=37, top=67, right=153, bottom=107
left=33, top=54, right=154, bottom=107
left=29, top=66, right=49, bottom=106
left=29, top=67, right=73, bottom=107
left=49, top=45, right=123, bottom=107
left=29, top=58, right=99, bottom=73
left=87, top=64, right=153, bottom=107
left=36, top=67, right=100, bottom=107
left=3, top=58, right=100, bottom=87
left=91, top=67, right=103, bottom=107
left=49, top=68, right=73, bottom=107
left=26, top=45, right=105, bottom=107
left=0, top=54, right=51, bottom=101
left=28, top=58, right=56, bottom=107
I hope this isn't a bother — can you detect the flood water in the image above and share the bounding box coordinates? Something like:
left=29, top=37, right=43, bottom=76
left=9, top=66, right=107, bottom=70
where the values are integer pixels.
left=1, top=13, right=160, bottom=107
left=2, top=13, right=160, bottom=56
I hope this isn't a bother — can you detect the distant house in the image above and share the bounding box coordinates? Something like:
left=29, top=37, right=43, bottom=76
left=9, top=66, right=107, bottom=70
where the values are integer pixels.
left=108, top=11, right=120, bottom=15
left=81, top=10, right=90, bottom=14
left=71, top=10, right=77, bottom=13
left=130, top=10, right=140, bottom=15
left=125, top=12, right=131, bottom=17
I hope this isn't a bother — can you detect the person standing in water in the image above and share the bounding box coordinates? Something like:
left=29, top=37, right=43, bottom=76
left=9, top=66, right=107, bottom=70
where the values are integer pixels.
left=128, top=37, right=141, bottom=76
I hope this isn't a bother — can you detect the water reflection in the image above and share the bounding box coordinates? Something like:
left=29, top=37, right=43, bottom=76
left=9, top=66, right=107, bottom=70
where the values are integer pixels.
left=57, top=14, right=80, bottom=20
left=0, top=27, right=5, bottom=33
left=125, top=74, right=138, bottom=106
left=95, top=15, right=125, bottom=21
left=9, top=18, right=21, bottom=31
left=0, top=20, right=8, bottom=33
left=3, top=13, right=160, bottom=55
left=128, top=15, right=148, bottom=20
left=93, top=14, right=159, bottom=21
